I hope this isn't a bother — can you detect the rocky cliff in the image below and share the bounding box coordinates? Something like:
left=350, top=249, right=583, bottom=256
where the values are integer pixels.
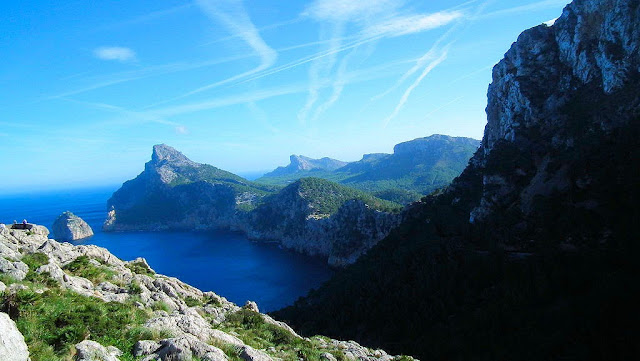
left=261, top=155, right=348, bottom=178
left=274, top=0, right=640, bottom=359
left=0, top=224, right=414, bottom=361
left=459, top=0, right=640, bottom=249
left=52, top=211, right=94, bottom=241
left=105, top=147, right=400, bottom=267
left=247, top=179, right=401, bottom=267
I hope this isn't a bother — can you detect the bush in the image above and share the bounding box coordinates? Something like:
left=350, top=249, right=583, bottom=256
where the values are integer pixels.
left=63, top=256, right=116, bottom=285
left=2, top=287, right=150, bottom=360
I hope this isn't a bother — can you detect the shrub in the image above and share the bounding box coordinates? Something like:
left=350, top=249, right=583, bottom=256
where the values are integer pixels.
left=63, top=256, right=116, bottom=285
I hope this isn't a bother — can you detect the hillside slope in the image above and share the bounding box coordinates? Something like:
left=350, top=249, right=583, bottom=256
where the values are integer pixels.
left=257, top=135, right=479, bottom=204
left=0, top=224, right=414, bottom=361
left=274, top=0, right=640, bottom=359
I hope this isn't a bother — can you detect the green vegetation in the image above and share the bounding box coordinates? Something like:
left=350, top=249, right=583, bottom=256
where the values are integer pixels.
left=184, top=296, right=203, bottom=307
left=0, top=270, right=151, bottom=361
left=151, top=300, right=172, bottom=312
left=62, top=256, right=116, bottom=285
left=216, top=309, right=326, bottom=361
left=126, top=260, right=155, bottom=277
left=256, top=136, right=480, bottom=204
left=294, top=178, right=401, bottom=215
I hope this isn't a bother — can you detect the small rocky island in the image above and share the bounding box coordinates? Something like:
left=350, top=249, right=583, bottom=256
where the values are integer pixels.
left=52, top=211, right=94, bottom=241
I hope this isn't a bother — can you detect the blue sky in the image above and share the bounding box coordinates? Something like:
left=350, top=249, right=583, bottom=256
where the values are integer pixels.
left=0, top=0, right=570, bottom=193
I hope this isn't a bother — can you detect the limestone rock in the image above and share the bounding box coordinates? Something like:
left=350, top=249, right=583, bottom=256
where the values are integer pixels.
left=0, top=258, right=28, bottom=281
left=53, top=211, right=94, bottom=241
left=0, top=312, right=29, bottom=361
left=239, top=345, right=273, bottom=361
left=137, top=336, right=226, bottom=361
left=75, top=340, right=121, bottom=361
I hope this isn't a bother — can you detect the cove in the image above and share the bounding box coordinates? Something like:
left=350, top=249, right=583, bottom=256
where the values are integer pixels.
left=0, top=186, right=333, bottom=312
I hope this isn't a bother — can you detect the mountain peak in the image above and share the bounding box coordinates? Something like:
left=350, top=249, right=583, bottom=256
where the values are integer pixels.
left=151, top=144, right=197, bottom=167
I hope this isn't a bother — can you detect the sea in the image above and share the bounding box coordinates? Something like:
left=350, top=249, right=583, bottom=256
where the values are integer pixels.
left=0, top=185, right=333, bottom=312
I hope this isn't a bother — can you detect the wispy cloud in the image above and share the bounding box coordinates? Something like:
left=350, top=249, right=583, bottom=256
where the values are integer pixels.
left=363, top=11, right=464, bottom=38
left=479, top=0, right=570, bottom=19
left=167, top=0, right=277, bottom=99
left=96, top=4, right=194, bottom=31
left=93, top=46, right=137, bottom=62
left=382, top=47, right=449, bottom=128
left=304, top=0, right=401, bottom=22
left=297, top=0, right=465, bottom=125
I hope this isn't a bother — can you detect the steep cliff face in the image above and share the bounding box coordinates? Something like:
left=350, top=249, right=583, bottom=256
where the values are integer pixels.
left=247, top=179, right=401, bottom=267
left=462, top=0, right=640, bottom=248
left=104, top=145, right=271, bottom=232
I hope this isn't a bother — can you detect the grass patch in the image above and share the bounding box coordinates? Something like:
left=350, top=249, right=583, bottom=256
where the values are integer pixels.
left=184, top=296, right=202, bottom=307
left=126, top=261, right=155, bottom=277
left=217, top=309, right=329, bottom=361
left=21, top=252, right=49, bottom=270
left=128, top=280, right=143, bottom=295
left=1, top=287, right=151, bottom=361
left=151, top=301, right=172, bottom=313
left=62, top=256, right=116, bottom=285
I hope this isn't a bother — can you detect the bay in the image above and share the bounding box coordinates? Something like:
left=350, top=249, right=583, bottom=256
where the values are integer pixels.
left=0, top=186, right=333, bottom=312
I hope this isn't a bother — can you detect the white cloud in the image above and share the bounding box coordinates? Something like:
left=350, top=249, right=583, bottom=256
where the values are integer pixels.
left=93, top=46, right=136, bottom=62
left=304, top=0, right=401, bottom=22
left=175, top=126, right=189, bottom=135
left=364, top=11, right=463, bottom=38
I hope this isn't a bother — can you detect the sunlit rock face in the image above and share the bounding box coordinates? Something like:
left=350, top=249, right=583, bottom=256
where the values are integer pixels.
left=450, top=0, right=640, bottom=248
left=53, top=211, right=94, bottom=241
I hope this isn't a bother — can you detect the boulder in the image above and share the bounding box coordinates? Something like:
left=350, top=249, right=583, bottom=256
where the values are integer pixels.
left=137, top=336, right=226, bottom=361
left=0, top=312, right=29, bottom=361
left=75, top=340, right=121, bottom=361
left=52, top=211, right=94, bottom=241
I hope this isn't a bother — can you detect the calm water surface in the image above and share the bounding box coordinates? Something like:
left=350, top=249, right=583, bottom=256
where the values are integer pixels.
left=0, top=186, right=333, bottom=312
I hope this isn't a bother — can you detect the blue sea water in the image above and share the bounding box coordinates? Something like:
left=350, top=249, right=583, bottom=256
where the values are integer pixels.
left=0, top=186, right=333, bottom=312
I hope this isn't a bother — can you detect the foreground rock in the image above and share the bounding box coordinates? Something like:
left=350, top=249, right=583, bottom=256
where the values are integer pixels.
left=0, top=312, right=29, bottom=361
left=53, top=211, right=94, bottom=241
left=0, top=224, right=415, bottom=361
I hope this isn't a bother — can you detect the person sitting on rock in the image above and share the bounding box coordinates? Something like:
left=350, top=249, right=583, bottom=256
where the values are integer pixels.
left=22, top=219, right=27, bottom=226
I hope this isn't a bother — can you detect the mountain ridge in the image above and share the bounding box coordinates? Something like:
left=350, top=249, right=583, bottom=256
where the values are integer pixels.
left=257, top=134, right=480, bottom=204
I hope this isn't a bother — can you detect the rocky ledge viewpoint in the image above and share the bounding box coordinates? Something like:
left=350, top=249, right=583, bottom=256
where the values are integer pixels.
left=0, top=223, right=413, bottom=361
left=52, top=211, right=94, bottom=241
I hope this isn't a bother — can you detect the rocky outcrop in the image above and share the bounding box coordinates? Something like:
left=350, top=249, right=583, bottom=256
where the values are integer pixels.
left=262, top=155, right=348, bottom=178
left=451, top=0, right=640, bottom=248
left=0, top=225, right=415, bottom=361
left=246, top=179, right=402, bottom=267
left=75, top=340, right=122, bottom=361
left=0, top=312, right=29, bottom=361
left=53, top=211, right=94, bottom=241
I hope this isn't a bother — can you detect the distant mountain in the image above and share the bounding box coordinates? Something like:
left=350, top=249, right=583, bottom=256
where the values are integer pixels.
left=262, top=155, right=348, bottom=178
left=257, top=135, right=480, bottom=204
left=104, top=145, right=400, bottom=266
left=275, top=0, right=640, bottom=359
